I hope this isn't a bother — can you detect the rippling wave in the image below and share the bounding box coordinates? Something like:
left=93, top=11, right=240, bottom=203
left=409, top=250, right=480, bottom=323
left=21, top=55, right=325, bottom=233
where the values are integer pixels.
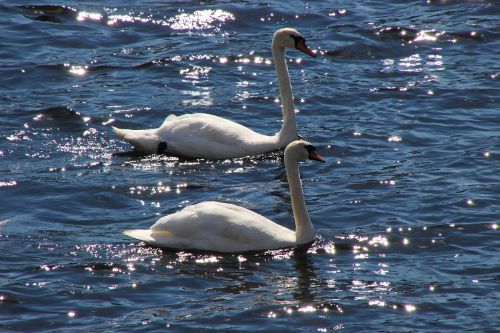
left=1, top=1, right=498, bottom=332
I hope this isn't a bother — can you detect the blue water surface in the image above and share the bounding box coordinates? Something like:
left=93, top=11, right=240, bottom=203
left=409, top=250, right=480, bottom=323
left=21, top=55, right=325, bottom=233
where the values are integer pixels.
left=0, top=1, right=499, bottom=332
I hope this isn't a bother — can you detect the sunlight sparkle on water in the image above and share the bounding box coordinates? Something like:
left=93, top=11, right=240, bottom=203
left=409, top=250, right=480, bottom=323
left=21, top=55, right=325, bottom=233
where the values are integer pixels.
left=398, top=54, right=422, bottom=72
left=181, top=89, right=213, bottom=107
left=76, top=11, right=103, bottom=22
left=324, top=242, right=336, bottom=254
left=329, top=9, right=347, bottom=16
left=107, top=14, right=155, bottom=26
left=414, top=30, right=441, bottom=42
left=68, top=65, right=88, bottom=76
left=298, top=305, right=316, bottom=313
left=76, top=8, right=235, bottom=28
left=405, top=304, right=416, bottom=312
left=168, top=9, right=234, bottom=31
left=368, top=235, right=389, bottom=247
left=388, top=136, right=402, bottom=142
left=180, top=65, right=211, bottom=80
left=369, top=299, right=386, bottom=307
left=195, top=256, right=219, bottom=264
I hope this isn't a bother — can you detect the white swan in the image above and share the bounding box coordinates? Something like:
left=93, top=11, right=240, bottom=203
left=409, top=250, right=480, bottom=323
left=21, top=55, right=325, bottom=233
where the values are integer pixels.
left=112, top=28, right=316, bottom=159
left=123, top=140, right=325, bottom=252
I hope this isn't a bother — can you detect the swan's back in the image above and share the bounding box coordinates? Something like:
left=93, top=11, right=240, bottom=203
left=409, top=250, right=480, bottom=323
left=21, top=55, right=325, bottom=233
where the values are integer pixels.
left=159, top=113, right=279, bottom=159
left=124, top=201, right=296, bottom=252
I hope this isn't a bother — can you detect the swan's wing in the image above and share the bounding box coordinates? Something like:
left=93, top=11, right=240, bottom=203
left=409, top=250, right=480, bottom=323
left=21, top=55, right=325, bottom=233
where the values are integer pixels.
left=158, top=113, right=277, bottom=159
left=125, top=201, right=295, bottom=252
left=161, top=114, right=177, bottom=127
left=160, top=113, right=259, bottom=142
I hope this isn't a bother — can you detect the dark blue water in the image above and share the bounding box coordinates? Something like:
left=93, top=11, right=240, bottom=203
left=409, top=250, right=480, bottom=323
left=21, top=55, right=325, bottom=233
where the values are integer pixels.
left=1, top=1, right=499, bottom=332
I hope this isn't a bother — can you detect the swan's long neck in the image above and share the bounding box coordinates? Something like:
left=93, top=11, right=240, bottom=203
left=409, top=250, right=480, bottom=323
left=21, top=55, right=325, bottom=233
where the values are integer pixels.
left=285, top=155, right=314, bottom=244
left=273, top=44, right=298, bottom=144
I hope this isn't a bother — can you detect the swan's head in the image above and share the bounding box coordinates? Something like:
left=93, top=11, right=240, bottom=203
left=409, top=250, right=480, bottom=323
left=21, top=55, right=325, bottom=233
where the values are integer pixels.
left=273, top=28, right=316, bottom=58
left=285, top=140, right=325, bottom=163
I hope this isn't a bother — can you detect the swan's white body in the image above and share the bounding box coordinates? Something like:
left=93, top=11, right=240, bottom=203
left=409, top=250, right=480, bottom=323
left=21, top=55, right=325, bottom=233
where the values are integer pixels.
left=112, top=28, right=316, bottom=159
left=124, top=140, right=325, bottom=252
left=124, top=201, right=296, bottom=252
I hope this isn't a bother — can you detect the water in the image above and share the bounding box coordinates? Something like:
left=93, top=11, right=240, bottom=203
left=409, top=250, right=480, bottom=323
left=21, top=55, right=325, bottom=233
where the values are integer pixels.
left=1, top=0, right=499, bottom=331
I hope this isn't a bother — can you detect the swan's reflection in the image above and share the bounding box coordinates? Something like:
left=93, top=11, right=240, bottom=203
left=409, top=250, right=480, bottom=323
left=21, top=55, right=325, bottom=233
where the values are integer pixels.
left=129, top=244, right=321, bottom=300
left=290, top=246, right=317, bottom=303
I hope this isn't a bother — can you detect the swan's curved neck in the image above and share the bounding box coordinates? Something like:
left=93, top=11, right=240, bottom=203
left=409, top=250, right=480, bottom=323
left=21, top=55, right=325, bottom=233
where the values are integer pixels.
left=285, top=156, right=314, bottom=244
left=272, top=45, right=297, bottom=144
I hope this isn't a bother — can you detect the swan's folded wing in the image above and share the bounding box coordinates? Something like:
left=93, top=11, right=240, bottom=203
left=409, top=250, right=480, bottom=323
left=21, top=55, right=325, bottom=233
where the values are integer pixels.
left=157, top=113, right=276, bottom=158
left=143, top=201, right=295, bottom=252
left=162, top=113, right=263, bottom=143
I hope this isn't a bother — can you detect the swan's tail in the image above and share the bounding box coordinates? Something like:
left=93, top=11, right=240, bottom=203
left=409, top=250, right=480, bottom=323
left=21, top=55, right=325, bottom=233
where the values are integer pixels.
left=123, top=229, right=156, bottom=243
left=124, top=229, right=174, bottom=247
left=112, top=126, right=164, bottom=154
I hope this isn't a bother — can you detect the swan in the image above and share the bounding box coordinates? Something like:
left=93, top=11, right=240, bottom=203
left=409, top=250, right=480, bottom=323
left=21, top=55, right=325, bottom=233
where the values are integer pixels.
left=112, top=28, right=316, bottom=159
left=123, top=140, right=325, bottom=252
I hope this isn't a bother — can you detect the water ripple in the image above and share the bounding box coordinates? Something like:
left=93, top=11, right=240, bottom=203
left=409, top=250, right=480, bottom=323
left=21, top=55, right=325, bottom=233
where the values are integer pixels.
left=1, top=1, right=499, bottom=332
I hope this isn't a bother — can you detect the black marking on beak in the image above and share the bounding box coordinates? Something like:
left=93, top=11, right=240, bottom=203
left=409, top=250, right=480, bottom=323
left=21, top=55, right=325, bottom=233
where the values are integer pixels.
left=291, top=34, right=316, bottom=58
left=305, top=144, right=316, bottom=152
left=305, top=144, right=325, bottom=163
left=290, top=34, right=305, bottom=46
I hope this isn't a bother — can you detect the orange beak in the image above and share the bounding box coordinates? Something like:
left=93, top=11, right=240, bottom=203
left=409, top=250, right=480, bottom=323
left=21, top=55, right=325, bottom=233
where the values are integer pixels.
left=309, top=150, right=325, bottom=163
left=296, top=39, right=317, bottom=58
